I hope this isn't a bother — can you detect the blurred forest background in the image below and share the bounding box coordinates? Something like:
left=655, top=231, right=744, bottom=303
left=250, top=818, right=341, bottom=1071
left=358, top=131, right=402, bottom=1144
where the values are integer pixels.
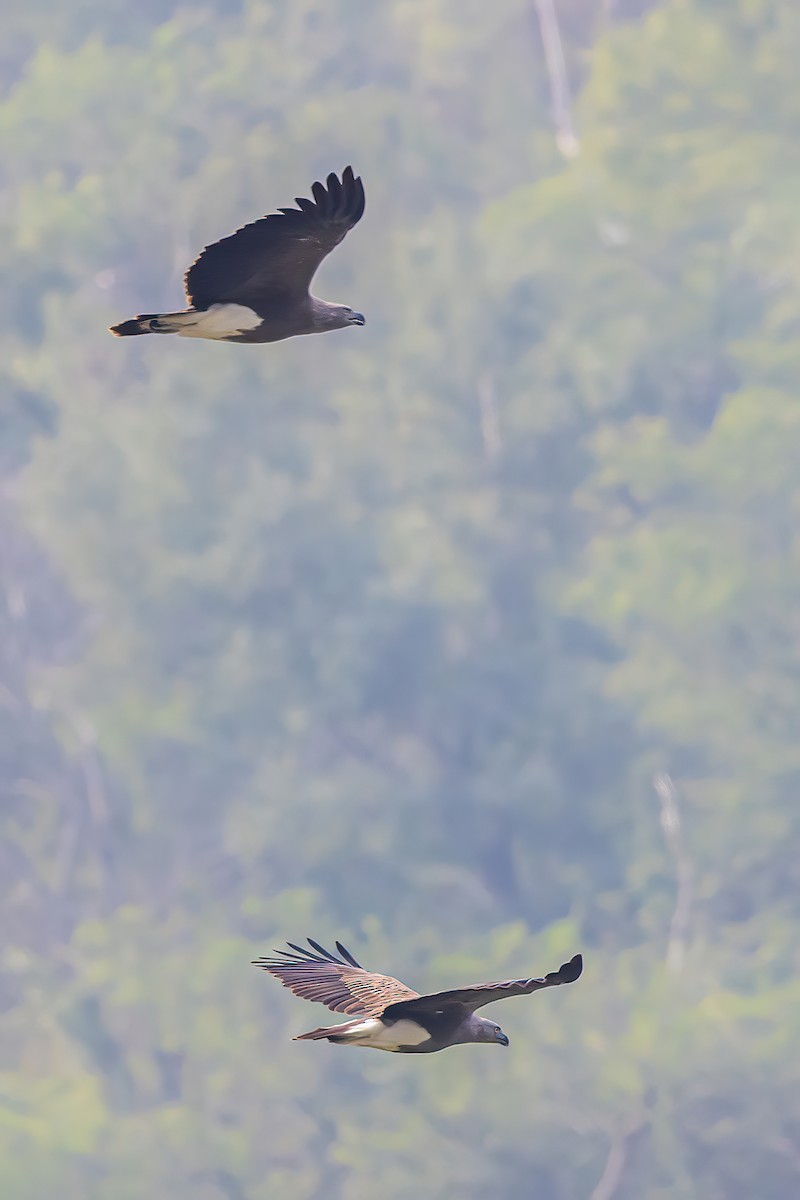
left=2, top=0, right=800, bottom=1196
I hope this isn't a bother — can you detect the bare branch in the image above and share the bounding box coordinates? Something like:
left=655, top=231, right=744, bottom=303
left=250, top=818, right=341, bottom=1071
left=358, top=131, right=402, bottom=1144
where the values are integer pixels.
left=532, top=0, right=580, bottom=158
left=654, top=772, right=693, bottom=971
left=589, top=1111, right=650, bottom=1200
left=590, top=1091, right=655, bottom=1200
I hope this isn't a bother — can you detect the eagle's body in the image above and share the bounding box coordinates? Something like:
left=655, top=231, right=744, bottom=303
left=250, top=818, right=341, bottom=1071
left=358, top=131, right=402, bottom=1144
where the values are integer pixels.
left=254, top=938, right=583, bottom=1055
left=110, top=168, right=365, bottom=345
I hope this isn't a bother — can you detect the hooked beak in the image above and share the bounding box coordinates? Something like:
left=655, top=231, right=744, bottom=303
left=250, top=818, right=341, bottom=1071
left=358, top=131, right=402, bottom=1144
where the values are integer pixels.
left=349, top=311, right=366, bottom=326
left=496, top=1031, right=510, bottom=1047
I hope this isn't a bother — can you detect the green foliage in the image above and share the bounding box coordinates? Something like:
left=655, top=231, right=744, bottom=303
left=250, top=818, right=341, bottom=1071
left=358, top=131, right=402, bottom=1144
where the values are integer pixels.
left=1, top=0, right=799, bottom=1196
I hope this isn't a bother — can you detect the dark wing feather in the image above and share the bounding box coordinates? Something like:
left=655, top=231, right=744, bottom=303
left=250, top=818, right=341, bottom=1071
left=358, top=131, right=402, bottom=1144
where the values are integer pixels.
left=384, top=954, right=583, bottom=1018
left=253, top=938, right=419, bottom=1018
left=184, top=167, right=365, bottom=309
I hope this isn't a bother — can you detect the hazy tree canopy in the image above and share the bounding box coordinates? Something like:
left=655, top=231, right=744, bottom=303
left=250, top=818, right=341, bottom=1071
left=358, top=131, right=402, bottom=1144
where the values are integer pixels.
left=2, top=2, right=799, bottom=1198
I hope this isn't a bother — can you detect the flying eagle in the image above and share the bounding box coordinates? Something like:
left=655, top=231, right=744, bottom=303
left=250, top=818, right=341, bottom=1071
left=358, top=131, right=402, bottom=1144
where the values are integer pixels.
left=254, top=938, right=583, bottom=1054
left=109, top=167, right=366, bottom=344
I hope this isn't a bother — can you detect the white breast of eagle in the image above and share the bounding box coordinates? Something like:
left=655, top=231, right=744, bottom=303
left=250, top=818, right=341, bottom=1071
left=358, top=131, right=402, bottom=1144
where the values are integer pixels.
left=333, top=1018, right=430, bottom=1050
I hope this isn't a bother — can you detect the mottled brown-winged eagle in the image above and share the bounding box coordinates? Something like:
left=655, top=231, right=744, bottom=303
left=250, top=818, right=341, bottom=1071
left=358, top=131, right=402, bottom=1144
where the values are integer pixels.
left=254, top=938, right=583, bottom=1054
left=109, top=167, right=365, bottom=344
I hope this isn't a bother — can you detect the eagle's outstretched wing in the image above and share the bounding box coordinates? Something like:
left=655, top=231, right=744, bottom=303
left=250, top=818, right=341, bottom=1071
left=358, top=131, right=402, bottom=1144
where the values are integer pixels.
left=254, top=938, right=419, bottom=1018
left=383, top=954, right=583, bottom=1018
left=184, top=167, right=365, bottom=309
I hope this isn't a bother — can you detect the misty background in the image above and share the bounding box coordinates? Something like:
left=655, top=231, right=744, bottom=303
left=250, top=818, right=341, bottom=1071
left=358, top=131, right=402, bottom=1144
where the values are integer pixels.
left=2, top=1, right=800, bottom=1197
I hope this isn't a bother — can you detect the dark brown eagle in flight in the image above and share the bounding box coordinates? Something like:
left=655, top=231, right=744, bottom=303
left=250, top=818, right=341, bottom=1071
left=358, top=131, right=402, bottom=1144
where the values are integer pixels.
left=109, top=167, right=365, bottom=344
left=254, top=938, right=583, bottom=1054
